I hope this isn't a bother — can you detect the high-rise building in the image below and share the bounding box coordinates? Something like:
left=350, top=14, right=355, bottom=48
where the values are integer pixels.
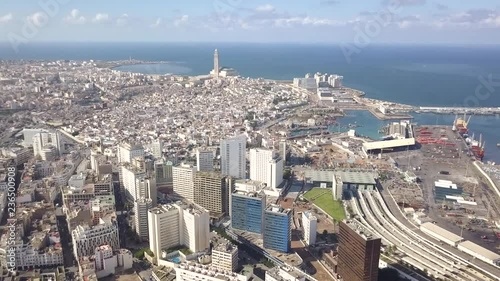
left=150, top=140, right=163, bottom=159
left=117, top=143, right=144, bottom=164
left=193, top=172, right=233, bottom=218
left=196, top=149, right=214, bottom=172
left=211, top=237, right=238, bottom=272
left=148, top=201, right=210, bottom=261
left=155, top=159, right=174, bottom=193
left=213, top=49, right=219, bottom=78
left=172, top=164, right=196, bottom=201
left=249, top=149, right=283, bottom=189
left=230, top=190, right=266, bottom=234
left=134, top=198, right=153, bottom=241
left=263, top=205, right=292, bottom=253
left=136, top=178, right=157, bottom=206
left=120, top=165, right=145, bottom=201
left=278, top=140, right=287, bottom=163
left=32, top=131, right=63, bottom=159
left=338, top=220, right=381, bottom=281
left=220, top=135, right=246, bottom=179
left=302, top=211, right=317, bottom=246
left=148, top=204, right=180, bottom=260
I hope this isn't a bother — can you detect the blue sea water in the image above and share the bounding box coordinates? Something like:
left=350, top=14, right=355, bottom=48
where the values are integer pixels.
left=1, top=42, right=500, bottom=161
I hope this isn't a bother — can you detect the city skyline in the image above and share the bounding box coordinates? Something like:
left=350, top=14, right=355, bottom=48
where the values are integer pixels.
left=0, top=0, right=499, bottom=44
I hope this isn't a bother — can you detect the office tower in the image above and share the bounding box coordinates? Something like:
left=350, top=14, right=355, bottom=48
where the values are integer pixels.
left=231, top=190, right=266, bottom=234
left=211, top=238, right=238, bottom=272
left=213, top=49, right=219, bottom=78
left=263, top=205, right=292, bottom=253
left=155, top=159, right=174, bottom=194
left=302, top=211, right=317, bottom=246
left=148, top=202, right=210, bottom=261
left=220, top=135, right=246, bottom=179
left=134, top=198, right=153, bottom=241
left=117, top=142, right=144, bottom=164
left=72, top=219, right=120, bottom=258
left=338, top=220, right=381, bottom=281
left=249, top=149, right=283, bottom=189
left=193, top=172, right=233, bottom=218
left=279, top=140, right=287, bottom=163
left=172, top=164, right=196, bottom=201
left=120, top=165, right=145, bottom=201
left=196, top=149, right=214, bottom=172
left=150, top=140, right=164, bottom=159
left=32, top=131, right=63, bottom=158
left=136, top=178, right=157, bottom=206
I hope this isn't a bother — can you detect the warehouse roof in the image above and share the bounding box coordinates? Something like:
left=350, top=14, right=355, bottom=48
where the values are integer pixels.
left=420, top=222, right=463, bottom=243
left=362, top=138, right=416, bottom=151
left=458, top=241, right=500, bottom=262
left=336, top=171, right=377, bottom=185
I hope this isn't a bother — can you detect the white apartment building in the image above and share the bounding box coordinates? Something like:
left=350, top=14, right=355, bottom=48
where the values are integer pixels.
left=150, top=140, right=164, bottom=159
left=32, top=131, right=63, bottom=159
left=196, top=149, right=214, bottom=172
left=220, top=135, right=246, bottom=179
left=84, top=246, right=133, bottom=279
left=136, top=178, right=157, bottom=206
left=212, top=238, right=238, bottom=272
left=117, top=143, right=144, bottom=164
left=72, top=219, right=120, bottom=258
left=134, top=198, right=153, bottom=241
left=175, top=263, right=247, bottom=281
left=173, top=164, right=196, bottom=201
left=148, top=202, right=210, bottom=263
left=149, top=205, right=180, bottom=261
left=120, top=165, right=145, bottom=201
left=302, top=211, right=317, bottom=246
left=9, top=240, right=64, bottom=269
left=249, top=149, right=283, bottom=189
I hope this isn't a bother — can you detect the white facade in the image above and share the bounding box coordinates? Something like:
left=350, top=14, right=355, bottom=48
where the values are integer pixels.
left=72, top=220, right=120, bottom=258
left=212, top=239, right=238, bottom=272
left=117, top=143, right=144, bottom=164
left=196, top=149, right=214, bottom=172
left=302, top=211, right=317, bottom=246
left=32, top=131, right=63, bottom=158
left=175, top=263, right=247, bottom=281
left=265, top=266, right=306, bottom=281
left=148, top=202, right=210, bottom=263
left=173, top=164, right=196, bottom=201
left=249, top=149, right=283, bottom=189
left=149, top=205, right=180, bottom=260
left=151, top=140, right=163, bottom=159
left=94, top=245, right=118, bottom=278
left=8, top=240, right=64, bottom=269
left=120, top=165, right=145, bottom=201
left=220, top=135, right=246, bottom=179
left=134, top=198, right=153, bottom=241
left=136, top=178, right=157, bottom=206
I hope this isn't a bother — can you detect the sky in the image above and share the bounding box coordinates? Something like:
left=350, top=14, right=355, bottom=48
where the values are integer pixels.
left=0, top=0, right=500, bottom=44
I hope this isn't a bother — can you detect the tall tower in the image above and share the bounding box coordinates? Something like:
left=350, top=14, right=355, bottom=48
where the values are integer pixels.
left=213, top=49, right=219, bottom=78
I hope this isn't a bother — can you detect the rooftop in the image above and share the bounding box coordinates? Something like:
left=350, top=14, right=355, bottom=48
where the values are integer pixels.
left=343, top=219, right=379, bottom=241
left=420, top=222, right=463, bottom=243
left=458, top=241, right=500, bottom=262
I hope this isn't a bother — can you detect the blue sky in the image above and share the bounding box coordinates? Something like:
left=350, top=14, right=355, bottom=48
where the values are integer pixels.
left=0, top=0, right=500, bottom=43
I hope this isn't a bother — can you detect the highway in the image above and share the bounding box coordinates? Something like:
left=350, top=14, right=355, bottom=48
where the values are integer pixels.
left=350, top=190, right=500, bottom=281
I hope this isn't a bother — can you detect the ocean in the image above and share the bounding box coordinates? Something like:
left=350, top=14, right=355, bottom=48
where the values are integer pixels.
left=2, top=42, right=500, bottom=162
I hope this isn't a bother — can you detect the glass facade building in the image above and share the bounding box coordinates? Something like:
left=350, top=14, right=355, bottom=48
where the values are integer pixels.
left=231, top=191, right=265, bottom=234
left=263, top=205, right=292, bottom=253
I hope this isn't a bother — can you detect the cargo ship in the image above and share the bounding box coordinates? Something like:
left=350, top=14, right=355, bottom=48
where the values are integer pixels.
left=453, top=114, right=485, bottom=161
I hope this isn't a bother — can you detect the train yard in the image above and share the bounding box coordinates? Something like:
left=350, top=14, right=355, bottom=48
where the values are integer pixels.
left=347, top=190, right=500, bottom=281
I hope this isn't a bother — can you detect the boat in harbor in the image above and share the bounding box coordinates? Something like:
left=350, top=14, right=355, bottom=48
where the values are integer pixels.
left=453, top=114, right=485, bottom=161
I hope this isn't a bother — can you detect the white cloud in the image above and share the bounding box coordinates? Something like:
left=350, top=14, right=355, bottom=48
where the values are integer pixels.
left=64, top=9, right=86, bottom=25
left=255, top=4, right=275, bottom=13
left=92, top=13, right=110, bottom=23
left=150, top=18, right=162, bottom=28
left=27, top=12, right=49, bottom=27
left=116, top=14, right=128, bottom=26
left=0, top=13, right=13, bottom=23
left=174, top=15, right=189, bottom=27
left=274, top=16, right=345, bottom=27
